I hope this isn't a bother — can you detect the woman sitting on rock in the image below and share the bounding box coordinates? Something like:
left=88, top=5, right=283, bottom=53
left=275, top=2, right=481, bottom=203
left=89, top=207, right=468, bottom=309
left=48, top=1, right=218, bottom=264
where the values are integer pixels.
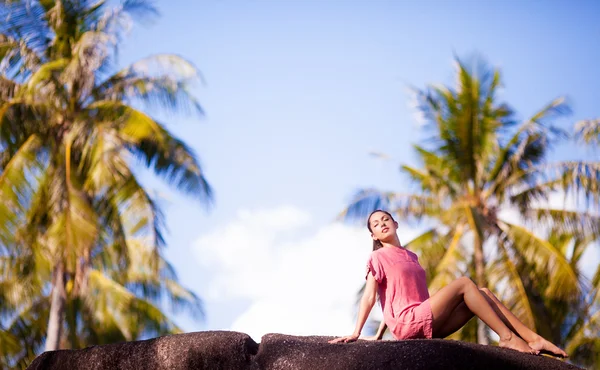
left=329, top=210, right=568, bottom=358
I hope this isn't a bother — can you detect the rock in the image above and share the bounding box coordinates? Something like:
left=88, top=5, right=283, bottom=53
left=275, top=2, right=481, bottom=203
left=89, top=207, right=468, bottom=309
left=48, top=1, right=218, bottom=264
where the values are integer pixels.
left=27, top=331, right=258, bottom=370
left=256, top=334, right=582, bottom=370
left=27, top=331, right=582, bottom=370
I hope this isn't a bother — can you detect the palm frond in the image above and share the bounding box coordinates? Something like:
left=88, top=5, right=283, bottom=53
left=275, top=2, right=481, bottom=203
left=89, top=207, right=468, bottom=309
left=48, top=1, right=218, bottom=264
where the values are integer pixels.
left=45, top=135, right=99, bottom=271
left=487, top=97, right=570, bottom=192
left=0, top=134, right=43, bottom=249
left=428, top=225, right=466, bottom=294
left=0, top=2, right=50, bottom=57
left=20, top=58, right=68, bottom=97
left=509, top=161, right=600, bottom=213
left=120, top=239, right=202, bottom=317
left=499, top=221, right=581, bottom=301
left=62, top=31, right=114, bottom=99
left=93, top=54, right=203, bottom=115
left=93, top=0, right=158, bottom=42
left=86, top=269, right=180, bottom=340
left=340, top=189, right=442, bottom=224
left=0, top=254, right=46, bottom=314
left=112, top=170, right=166, bottom=247
left=488, top=238, right=536, bottom=330
left=0, top=328, right=21, bottom=365
left=565, top=309, right=600, bottom=364
left=409, top=145, right=461, bottom=194
left=401, top=163, right=457, bottom=197
left=524, top=208, right=600, bottom=242
left=507, top=178, right=562, bottom=213
left=85, top=101, right=212, bottom=202
left=554, top=162, right=600, bottom=212
left=162, top=278, right=203, bottom=318
left=574, top=118, right=600, bottom=146
left=3, top=297, right=49, bottom=370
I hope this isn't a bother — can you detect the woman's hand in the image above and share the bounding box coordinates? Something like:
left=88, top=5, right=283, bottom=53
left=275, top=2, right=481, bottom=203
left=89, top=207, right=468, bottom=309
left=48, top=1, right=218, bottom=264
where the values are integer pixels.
left=328, top=333, right=359, bottom=344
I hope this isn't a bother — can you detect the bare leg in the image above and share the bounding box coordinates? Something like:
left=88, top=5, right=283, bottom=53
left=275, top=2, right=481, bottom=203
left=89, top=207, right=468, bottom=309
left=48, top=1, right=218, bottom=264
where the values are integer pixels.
left=432, top=301, right=474, bottom=338
left=433, top=287, right=568, bottom=358
left=480, top=288, right=568, bottom=358
left=433, top=289, right=528, bottom=340
left=429, top=277, right=536, bottom=354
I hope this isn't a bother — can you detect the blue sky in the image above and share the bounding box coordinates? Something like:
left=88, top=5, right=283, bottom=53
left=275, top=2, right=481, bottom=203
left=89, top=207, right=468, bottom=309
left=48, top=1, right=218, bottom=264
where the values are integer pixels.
left=115, top=0, right=600, bottom=339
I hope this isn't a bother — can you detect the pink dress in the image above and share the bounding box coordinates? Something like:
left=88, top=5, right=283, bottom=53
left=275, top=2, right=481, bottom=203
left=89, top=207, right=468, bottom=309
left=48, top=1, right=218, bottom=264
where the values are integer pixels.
left=366, top=246, right=433, bottom=340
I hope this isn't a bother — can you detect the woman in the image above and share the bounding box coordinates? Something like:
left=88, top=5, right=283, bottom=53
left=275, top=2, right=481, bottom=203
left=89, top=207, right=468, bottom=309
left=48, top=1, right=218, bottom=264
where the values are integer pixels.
left=329, top=210, right=568, bottom=358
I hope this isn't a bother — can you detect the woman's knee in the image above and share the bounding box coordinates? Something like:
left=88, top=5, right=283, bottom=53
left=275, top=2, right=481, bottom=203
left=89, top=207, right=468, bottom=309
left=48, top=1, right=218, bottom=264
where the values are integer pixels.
left=458, top=276, right=477, bottom=292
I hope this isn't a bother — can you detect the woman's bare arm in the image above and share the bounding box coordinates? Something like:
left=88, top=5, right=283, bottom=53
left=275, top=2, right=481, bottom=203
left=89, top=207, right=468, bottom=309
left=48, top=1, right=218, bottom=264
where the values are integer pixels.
left=329, top=273, right=379, bottom=343
left=362, top=317, right=387, bottom=341
left=375, top=320, right=387, bottom=340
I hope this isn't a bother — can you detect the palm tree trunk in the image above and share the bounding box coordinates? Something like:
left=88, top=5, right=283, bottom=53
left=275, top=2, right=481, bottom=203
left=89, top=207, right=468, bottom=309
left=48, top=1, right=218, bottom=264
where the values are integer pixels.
left=67, top=254, right=89, bottom=349
left=45, top=262, right=66, bottom=351
left=473, top=236, right=489, bottom=345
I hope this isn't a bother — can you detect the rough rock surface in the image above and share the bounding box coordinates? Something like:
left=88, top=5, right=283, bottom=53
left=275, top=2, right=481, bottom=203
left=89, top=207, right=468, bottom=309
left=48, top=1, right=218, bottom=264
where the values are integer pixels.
left=27, top=331, right=582, bottom=370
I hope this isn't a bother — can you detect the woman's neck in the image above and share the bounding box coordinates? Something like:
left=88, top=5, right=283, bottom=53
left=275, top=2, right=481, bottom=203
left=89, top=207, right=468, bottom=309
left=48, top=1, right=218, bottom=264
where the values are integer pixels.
left=380, top=236, right=402, bottom=249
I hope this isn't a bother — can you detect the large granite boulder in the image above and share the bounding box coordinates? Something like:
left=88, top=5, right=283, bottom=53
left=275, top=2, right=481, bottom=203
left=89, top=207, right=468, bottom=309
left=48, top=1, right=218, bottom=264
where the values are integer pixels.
left=27, top=331, right=257, bottom=370
left=27, top=331, right=582, bottom=370
left=256, top=334, right=581, bottom=370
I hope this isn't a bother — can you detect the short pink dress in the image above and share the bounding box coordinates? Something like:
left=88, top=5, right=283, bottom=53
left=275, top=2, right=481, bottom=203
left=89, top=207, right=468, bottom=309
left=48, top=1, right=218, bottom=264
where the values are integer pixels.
left=366, top=246, right=433, bottom=340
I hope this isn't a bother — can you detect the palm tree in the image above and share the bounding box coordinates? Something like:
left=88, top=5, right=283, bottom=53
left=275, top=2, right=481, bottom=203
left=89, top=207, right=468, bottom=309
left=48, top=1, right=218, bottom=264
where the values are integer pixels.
left=575, top=119, right=600, bottom=146
left=1, top=235, right=204, bottom=369
left=342, top=56, right=600, bottom=354
left=0, top=0, right=212, bottom=365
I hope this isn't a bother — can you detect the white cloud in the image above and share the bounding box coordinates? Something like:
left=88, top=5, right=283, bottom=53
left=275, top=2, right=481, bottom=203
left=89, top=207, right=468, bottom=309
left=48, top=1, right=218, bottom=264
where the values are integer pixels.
left=192, top=206, right=418, bottom=341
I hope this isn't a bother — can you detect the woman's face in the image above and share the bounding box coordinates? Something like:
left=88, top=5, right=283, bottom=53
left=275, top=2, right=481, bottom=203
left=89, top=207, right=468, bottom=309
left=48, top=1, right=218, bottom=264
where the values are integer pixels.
left=368, top=211, right=397, bottom=242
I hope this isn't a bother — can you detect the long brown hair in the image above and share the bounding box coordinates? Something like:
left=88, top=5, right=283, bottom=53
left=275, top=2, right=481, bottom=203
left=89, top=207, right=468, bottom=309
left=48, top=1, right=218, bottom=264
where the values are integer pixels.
left=367, top=210, right=395, bottom=251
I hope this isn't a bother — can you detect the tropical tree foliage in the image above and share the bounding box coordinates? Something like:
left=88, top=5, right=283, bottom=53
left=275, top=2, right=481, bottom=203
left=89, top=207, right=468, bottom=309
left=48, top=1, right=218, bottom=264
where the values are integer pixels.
left=343, top=56, right=600, bottom=367
left=575, top=118, right=600, bottom=146
left=0, top=1, right=212, bottom=368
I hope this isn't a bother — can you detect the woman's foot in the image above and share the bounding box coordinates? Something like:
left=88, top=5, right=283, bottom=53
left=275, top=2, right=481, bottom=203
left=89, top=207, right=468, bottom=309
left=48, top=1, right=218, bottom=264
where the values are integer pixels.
left=528, top=336, right=568, bottom=358
left=498, top=332, right=537, bottom=355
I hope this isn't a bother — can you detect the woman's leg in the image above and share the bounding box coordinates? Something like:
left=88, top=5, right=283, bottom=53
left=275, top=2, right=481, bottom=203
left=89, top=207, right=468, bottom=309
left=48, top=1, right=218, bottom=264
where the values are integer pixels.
left=432, top=301, right=474, bottom=338
left=429, top=277, right=536, bottom=354
left=433, top=289, right=525, bottom=340
left=480, top=288, right=568, bottom=358
left=432, top=286, right=568, bottom=358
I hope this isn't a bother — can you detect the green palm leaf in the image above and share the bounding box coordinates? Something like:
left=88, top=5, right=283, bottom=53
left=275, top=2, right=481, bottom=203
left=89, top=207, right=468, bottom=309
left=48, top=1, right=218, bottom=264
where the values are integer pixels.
left=498, top=221, right=580, bottom=301
left=87, top=269, right=180, bottom=341
left=87, top=101, right=212, bottom=201
left=93, top=54, right=203, bottom=115
left=0, top=134, right=43, bottom=248
left=428, top=225, right=465, bottom=293
left=525, top=208, right=600, bottom=241
left=489, top=239, right=536, bottom=330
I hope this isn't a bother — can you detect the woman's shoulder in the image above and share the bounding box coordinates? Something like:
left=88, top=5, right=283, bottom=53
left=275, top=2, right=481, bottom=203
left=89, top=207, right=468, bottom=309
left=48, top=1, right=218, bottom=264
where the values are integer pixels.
left=369, top=247, right=394, bottom=263
left=404, top=247, right=418, bottom=257
left=366, top=249, right=383, bottom=265
left=405, top=247, right=423, bottom=260
left=369, top=248, right=386, bottom=258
